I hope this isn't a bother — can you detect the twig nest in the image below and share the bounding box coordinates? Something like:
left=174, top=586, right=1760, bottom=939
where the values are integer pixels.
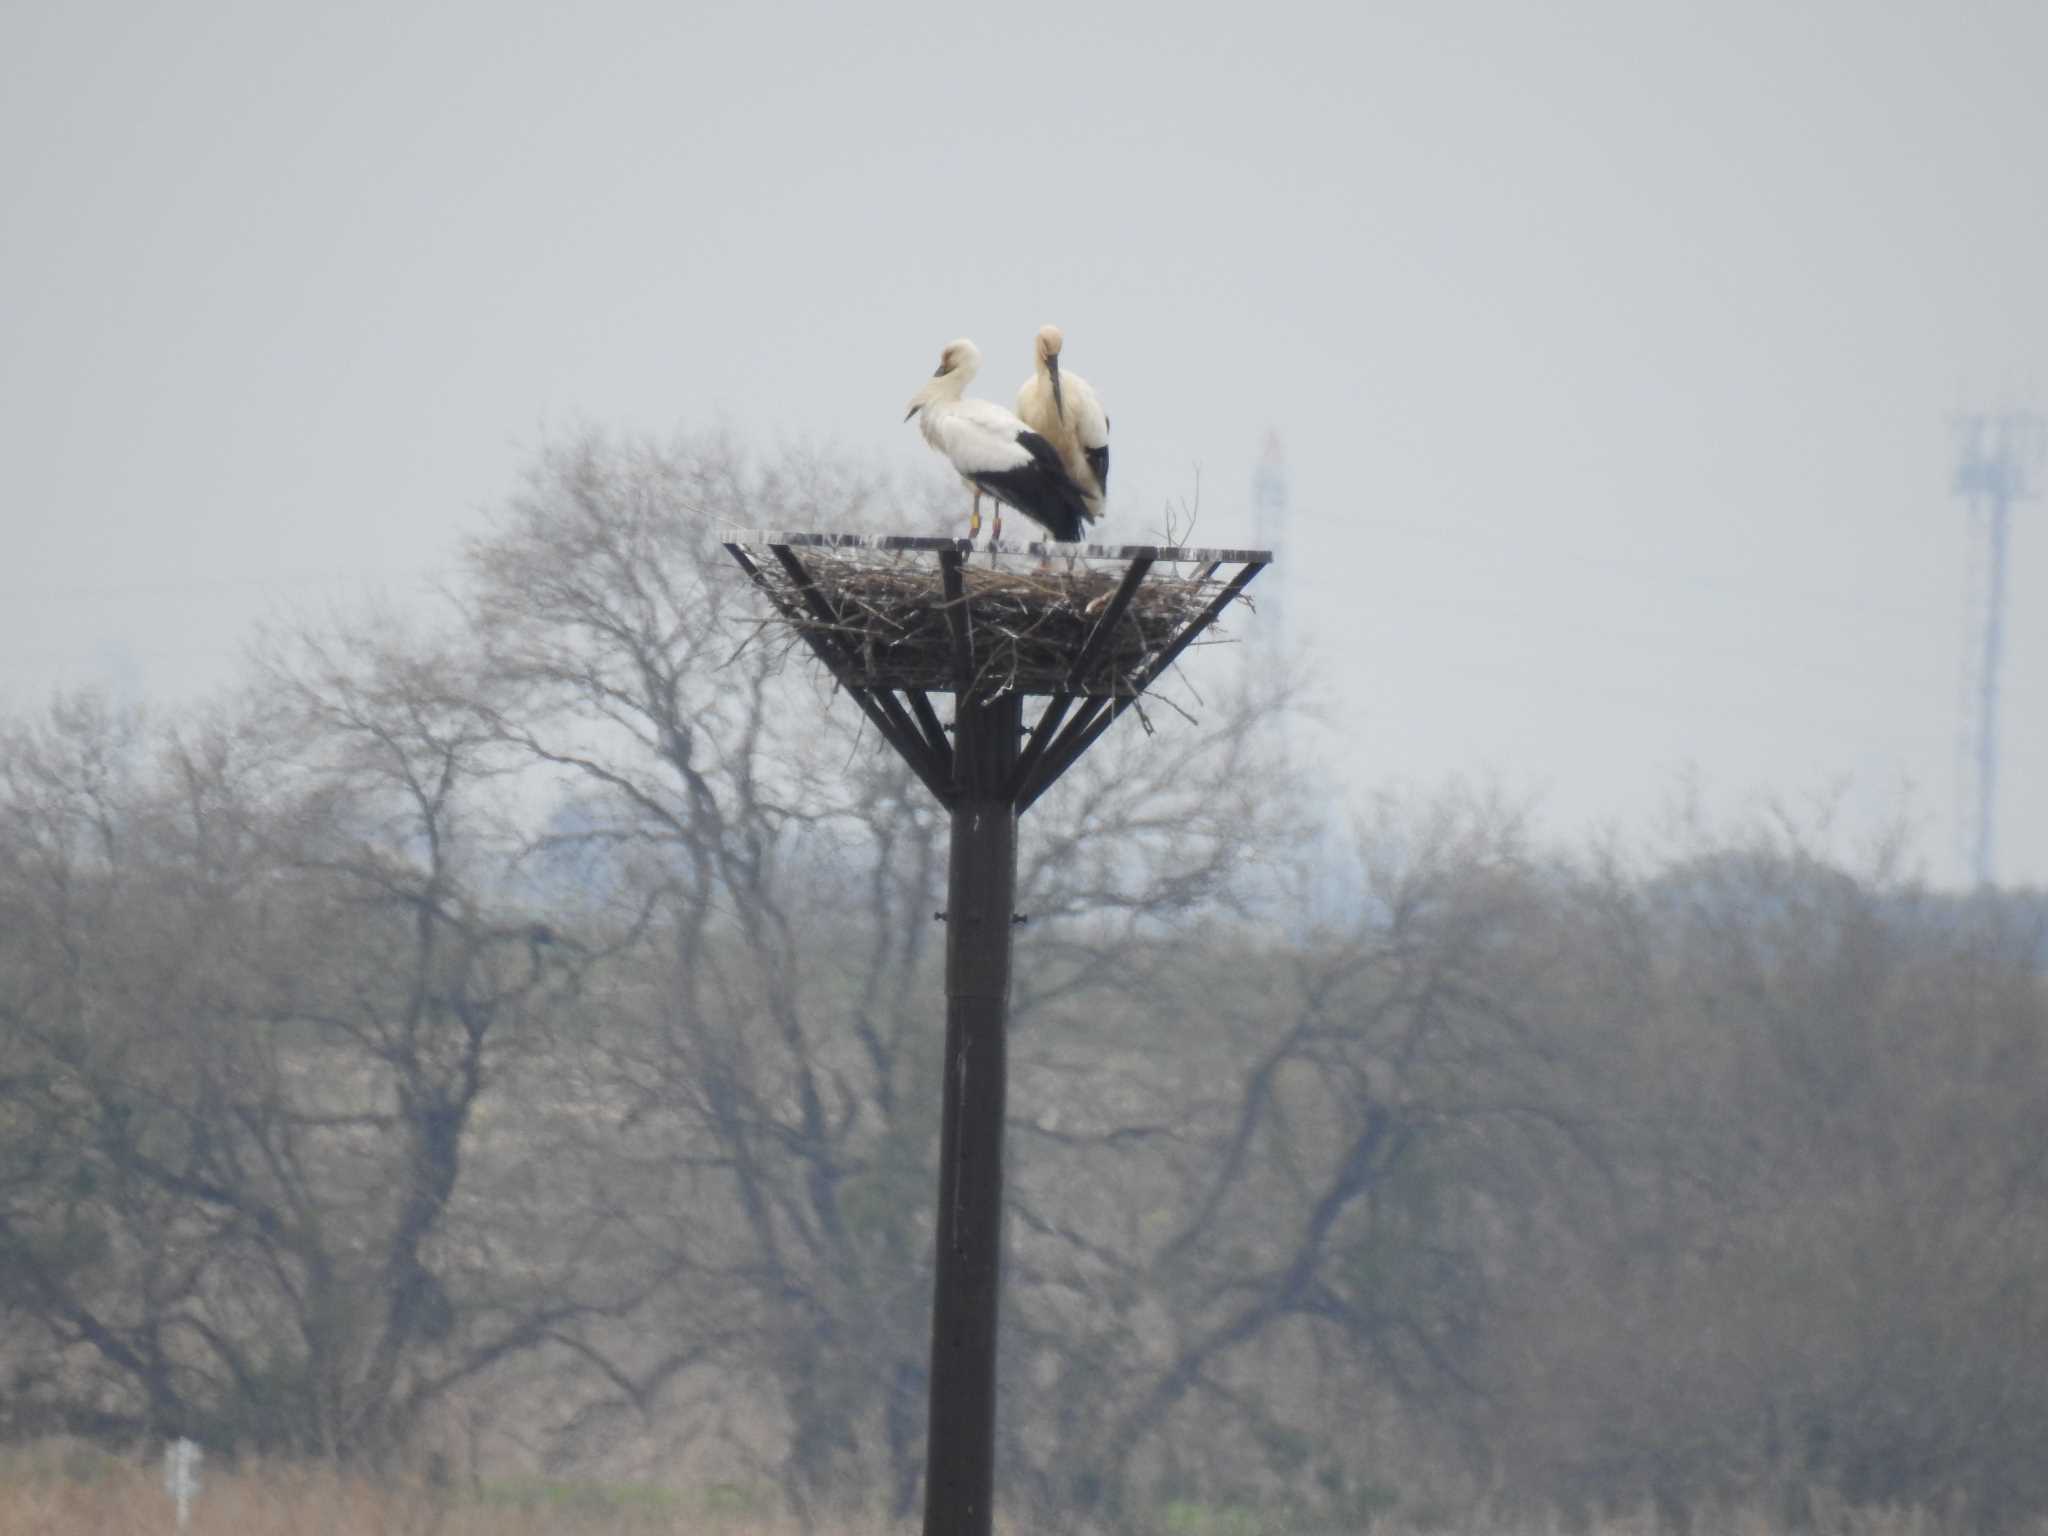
left=743, top=549, right=1241, bottom=697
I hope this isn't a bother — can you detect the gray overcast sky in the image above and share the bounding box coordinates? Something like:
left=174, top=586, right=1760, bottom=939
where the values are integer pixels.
left=4, top=0, right=2045, bottom=884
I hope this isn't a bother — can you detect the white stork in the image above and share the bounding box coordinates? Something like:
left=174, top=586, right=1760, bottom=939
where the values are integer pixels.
left=1015, top=324, right=1109, bottom=526
left=905, top=338, right=1090, bottom=544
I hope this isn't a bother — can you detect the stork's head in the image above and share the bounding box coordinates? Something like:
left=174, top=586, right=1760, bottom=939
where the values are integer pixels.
left=935, top=338, right=980, bottom=378
left=1034, top=325, right=1066, bottom=417
left=905, top=338, right=980, bottom=420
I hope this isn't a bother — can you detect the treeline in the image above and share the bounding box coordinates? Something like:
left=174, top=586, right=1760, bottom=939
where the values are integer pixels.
left=2, top=434, right=2045, bottom=1532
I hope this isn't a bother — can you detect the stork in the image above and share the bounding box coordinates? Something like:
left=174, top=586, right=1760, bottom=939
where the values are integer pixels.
left=905, top=338, right=1090, bottom=544
left=1015, top=324, right=1109, bottom=526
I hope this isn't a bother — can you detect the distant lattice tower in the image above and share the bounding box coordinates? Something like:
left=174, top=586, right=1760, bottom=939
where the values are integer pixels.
left=1250, top=430, right=1291, bottom=655
left=1953, top=410, right=2043, bottom=888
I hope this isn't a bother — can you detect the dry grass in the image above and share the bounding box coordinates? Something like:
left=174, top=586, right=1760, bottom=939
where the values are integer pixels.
left=0, top=1451, right=2033, bottom=1536
left=0, top=1447, right=832, bottom=1536
left=739, top=548, right=1241, bottom=697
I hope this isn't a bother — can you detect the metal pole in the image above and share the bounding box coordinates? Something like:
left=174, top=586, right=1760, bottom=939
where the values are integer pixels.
left=922, top=692, right=1020, bottom=1536
left=1975, top=480, right=2009, bottom=887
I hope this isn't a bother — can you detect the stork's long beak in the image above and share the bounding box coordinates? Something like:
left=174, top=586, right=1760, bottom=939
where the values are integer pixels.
left=1048, top=355, right=1065, bottom=420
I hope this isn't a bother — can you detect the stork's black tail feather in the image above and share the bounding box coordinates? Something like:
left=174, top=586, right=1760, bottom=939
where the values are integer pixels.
left=971, top=429, right=1091, bottom=543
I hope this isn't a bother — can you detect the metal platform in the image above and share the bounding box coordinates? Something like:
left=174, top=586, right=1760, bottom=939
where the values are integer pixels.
left=719, top=529, right=1270, bottom=809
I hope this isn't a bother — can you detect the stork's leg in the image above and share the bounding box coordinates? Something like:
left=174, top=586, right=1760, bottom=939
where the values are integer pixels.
left=968, top=491, right=982, bottom=543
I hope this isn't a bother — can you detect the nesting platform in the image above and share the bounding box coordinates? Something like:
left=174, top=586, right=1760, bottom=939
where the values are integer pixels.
left=719, top=529, right=1274, bottom=1536
left=720, top=531, right=1270, bottom=810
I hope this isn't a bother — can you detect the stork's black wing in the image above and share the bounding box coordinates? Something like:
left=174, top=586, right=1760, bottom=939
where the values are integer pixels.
left=968, top=429, right=1090, bottom=542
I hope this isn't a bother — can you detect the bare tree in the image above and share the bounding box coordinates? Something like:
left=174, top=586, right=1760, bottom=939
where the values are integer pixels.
left=980, top=792, right=1616, bottom=1523
left=1485, top=829, right=2048, bottom=1529
left=0, top=640, right=634, bottom=1464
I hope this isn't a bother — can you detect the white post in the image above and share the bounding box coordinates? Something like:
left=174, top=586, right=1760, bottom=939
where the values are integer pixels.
left=163, top=1438, right=202, bottom=1530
